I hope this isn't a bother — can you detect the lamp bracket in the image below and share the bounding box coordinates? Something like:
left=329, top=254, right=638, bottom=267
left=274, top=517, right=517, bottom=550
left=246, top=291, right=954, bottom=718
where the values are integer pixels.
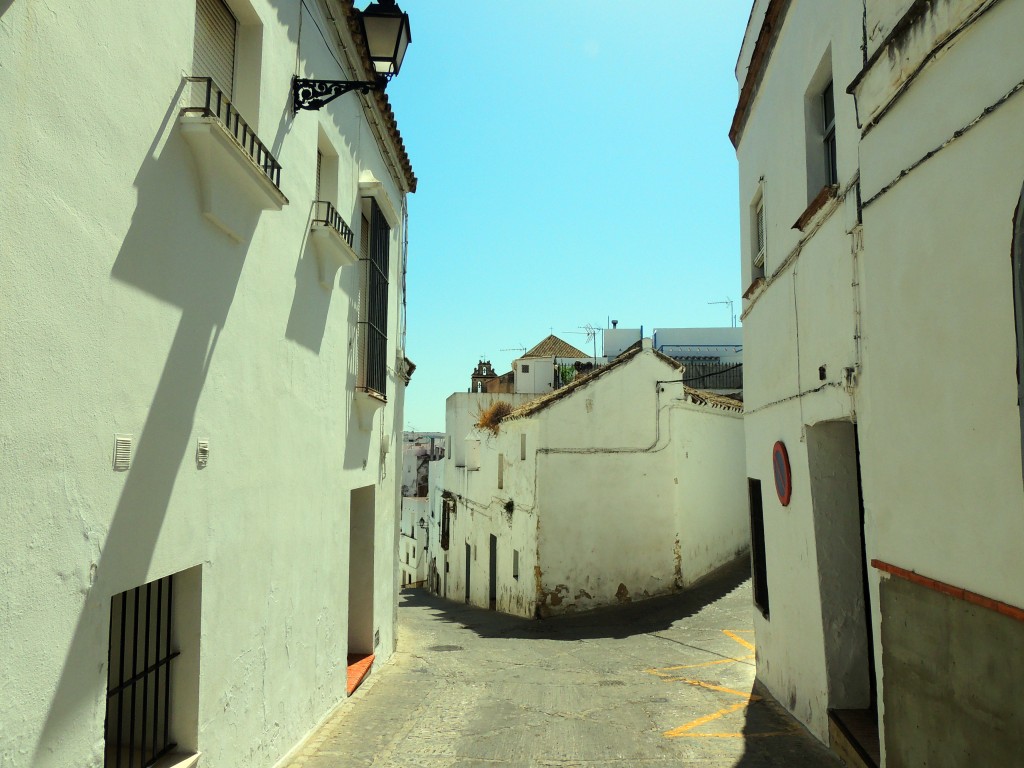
left=293, top=77, right=380, bottom=113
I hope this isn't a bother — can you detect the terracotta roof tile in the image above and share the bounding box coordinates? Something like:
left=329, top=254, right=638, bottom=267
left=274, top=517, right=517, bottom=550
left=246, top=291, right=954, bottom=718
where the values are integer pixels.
left=522, top=335, right=589, bottom=359
left=505, top=346, right=743, bottom=421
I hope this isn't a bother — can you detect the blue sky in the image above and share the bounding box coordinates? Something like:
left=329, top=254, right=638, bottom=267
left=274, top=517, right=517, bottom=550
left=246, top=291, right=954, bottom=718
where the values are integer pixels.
left=386, top=2, right=753, bottom=431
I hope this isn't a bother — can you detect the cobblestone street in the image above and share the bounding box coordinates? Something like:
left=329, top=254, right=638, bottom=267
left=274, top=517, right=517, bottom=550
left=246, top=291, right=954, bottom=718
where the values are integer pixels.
left=285, top=562, right=841, bottom=768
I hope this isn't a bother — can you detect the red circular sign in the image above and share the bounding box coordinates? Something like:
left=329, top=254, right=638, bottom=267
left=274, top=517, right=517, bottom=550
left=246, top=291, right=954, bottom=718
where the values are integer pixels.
left=773, top=441, right=792, bottom=506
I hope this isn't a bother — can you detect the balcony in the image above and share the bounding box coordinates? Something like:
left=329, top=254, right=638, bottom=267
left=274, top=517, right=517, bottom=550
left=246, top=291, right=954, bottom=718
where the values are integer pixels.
left=310, top=200, right=358, bottom=288
left=179, top=77, right=287, bottom=241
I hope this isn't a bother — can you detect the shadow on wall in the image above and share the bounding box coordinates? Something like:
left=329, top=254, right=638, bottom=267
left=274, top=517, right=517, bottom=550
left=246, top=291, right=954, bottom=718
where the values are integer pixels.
left=34, top=81, right=252, bottom=764
left=284, top=217, right=332, bottom=353
left=402, top=558, right=752, bottom=642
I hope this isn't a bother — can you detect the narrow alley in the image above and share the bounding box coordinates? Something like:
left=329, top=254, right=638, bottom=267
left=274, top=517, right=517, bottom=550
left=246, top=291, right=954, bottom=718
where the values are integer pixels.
left=286, top=562, right=840, bottom=768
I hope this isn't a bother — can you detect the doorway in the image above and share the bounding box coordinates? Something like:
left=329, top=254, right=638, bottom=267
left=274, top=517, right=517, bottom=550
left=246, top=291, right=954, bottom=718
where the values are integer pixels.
left=807, top=422, right=879, bottom=766
left=488, top=535, right=497, bottom=610
left=348, top=486, right=375, bottom=693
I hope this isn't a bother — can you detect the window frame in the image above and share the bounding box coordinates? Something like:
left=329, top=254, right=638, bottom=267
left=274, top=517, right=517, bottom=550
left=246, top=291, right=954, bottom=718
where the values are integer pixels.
left=357, top=199, right=391, bottom=399
left=822, top=80, right=838, bottom=187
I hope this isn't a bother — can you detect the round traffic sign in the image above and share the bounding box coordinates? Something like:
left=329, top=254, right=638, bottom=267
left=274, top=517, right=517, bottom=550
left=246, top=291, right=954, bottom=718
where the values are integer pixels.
left=773, top=441, right=792, bottom=506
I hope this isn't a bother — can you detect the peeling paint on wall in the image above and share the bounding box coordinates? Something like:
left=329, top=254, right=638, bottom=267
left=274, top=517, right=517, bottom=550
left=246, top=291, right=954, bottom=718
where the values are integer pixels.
left=673, top=537, right=683, bottom=589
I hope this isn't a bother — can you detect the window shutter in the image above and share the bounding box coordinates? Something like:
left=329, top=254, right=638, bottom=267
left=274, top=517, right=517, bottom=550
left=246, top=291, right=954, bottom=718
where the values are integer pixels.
left=194, top=0, right=237, bottom=100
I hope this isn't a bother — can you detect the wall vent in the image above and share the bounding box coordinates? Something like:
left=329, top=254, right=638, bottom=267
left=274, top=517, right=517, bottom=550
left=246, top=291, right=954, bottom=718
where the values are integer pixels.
left=113, top=434, right=132, bottom=471
left=196, top=439, right=210, bottom=469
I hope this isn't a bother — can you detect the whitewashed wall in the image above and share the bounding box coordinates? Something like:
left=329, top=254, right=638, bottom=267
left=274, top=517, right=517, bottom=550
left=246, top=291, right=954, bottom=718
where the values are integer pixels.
left=855, top=0, right=1024, bottom=624
left=0, top=1, right=410, bottom=765
left=734, top=0, right=865, bottom=742
left=533, top=348, right=746, bottom=614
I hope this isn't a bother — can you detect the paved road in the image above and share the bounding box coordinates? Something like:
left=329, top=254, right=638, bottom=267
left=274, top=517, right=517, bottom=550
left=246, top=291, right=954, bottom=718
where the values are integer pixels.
left=286, top=561, right=841, bottom=767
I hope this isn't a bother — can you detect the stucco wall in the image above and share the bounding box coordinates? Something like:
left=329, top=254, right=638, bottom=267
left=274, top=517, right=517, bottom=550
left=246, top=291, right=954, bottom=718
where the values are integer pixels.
left=850, top=11, right=1024, bottom=762
left=534, top=350, right=747, bottom=615
left=670, top=403, right=748, bottom=585
left=737, top=0, right=1024, bottom=760
left=734, top=0, right=865, bottom=744
left=854, top=0, right=1024, bottom=606
left=0, top=1, right=408, bottom=765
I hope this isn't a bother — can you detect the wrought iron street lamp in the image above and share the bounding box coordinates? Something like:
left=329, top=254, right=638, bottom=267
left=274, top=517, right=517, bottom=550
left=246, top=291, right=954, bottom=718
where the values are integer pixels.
left=293, top=0, right=411, bottom=113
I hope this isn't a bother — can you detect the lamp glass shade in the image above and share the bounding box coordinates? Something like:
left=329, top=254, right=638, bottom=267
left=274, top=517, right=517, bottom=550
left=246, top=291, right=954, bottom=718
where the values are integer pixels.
left=361, top=2, right=411, bottom=76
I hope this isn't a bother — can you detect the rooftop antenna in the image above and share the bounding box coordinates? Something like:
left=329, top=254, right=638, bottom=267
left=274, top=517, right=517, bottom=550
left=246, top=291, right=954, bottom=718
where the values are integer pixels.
left=709, top=298, right=737, bottom=328
left=559, top=323, right=599, bottom=363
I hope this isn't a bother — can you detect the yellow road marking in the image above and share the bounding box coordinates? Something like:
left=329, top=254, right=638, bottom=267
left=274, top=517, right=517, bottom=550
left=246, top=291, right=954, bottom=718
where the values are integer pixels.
left=652, top=654, right=755, bottom=672
left=723, top=630, right=755, bottom=652
left=682, top=679, right=759, bottom=699
left=647, top=629, right=795, bottom=740
left=663, top=700, right=749, bottom=737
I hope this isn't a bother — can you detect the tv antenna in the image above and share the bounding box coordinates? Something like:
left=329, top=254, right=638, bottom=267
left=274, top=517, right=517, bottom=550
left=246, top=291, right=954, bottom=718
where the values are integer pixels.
left=708, top=298, right=736, bottom=328
left=559, top=323, right=600, bottom=362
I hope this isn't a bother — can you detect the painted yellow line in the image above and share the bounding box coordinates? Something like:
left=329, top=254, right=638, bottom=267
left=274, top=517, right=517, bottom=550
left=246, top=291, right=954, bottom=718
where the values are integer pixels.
left=652, top=654, right=755, bottom=672
left=663, top=700, right=749, bottom=738
left=684, top=729, right=797, bottom=739
left=682, top=679, right=759, bottom=699
left=723, top=630, right=755, bottom=652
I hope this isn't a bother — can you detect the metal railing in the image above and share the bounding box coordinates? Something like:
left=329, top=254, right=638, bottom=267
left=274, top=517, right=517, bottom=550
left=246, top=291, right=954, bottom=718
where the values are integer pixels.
left=182, top=76, right=283, bottom=191
left=313, top=200, right=354, bottom=246
left=105, top=575, right=179, bottom=768
left=680, top=361, right=744, bottom=391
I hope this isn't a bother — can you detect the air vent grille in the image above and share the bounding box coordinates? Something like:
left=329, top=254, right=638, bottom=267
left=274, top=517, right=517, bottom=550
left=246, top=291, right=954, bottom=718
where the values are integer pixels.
left=113, top=435, right=132, bottom=471
left=196, top=439, right=210, bottom=469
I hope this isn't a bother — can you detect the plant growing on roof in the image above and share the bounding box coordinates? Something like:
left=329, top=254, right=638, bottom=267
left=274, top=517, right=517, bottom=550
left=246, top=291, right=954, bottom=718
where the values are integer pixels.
left=558, top=363, right=576, bottom=386
left=475, top=400, right=513, bottom=435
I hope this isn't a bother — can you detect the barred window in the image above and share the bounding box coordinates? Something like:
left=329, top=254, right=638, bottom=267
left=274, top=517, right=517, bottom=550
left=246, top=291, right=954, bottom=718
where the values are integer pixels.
left=358, top=199, right=390, bottom=397
left=105, top=575, right=179, bottom=767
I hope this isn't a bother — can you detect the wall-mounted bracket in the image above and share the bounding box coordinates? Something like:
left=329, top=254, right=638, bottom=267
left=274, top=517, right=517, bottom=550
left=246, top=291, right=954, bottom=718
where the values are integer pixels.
left=293, top=77, right=379, bottom=113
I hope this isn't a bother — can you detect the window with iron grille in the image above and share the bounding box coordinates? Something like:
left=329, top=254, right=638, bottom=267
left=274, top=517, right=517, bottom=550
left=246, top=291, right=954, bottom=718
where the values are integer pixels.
left=358, top=199, right=390, bottom=397
left=440, top=493, right=455, bottom=551
left=105, top=575, right=179, bottom=768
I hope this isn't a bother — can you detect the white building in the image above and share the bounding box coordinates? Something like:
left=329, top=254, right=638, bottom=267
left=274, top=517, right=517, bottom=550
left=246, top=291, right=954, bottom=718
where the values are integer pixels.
left=400, top=433, right=444, bottom=587
left=511, top=335, right=600, bottom=395
left=1, top=0, right=415, bottom=766
left=734, top=0, right=1024, bottom=765
left=429, top=340, right=748, bottom=618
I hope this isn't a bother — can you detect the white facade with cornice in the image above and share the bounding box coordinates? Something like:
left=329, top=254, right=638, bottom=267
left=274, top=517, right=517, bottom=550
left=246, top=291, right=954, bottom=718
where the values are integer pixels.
left=734, top=0, right=1024, bottom=764
left=0, top=0, right=415, bottom=765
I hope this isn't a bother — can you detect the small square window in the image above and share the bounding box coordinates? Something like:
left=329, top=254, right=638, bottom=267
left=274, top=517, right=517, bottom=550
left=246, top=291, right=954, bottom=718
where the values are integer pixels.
left=521, top=364, right=530, bottom=374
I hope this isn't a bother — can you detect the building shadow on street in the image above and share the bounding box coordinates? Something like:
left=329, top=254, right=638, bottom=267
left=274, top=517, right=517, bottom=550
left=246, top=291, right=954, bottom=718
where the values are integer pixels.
left=401, top=558, right=751, bottom=642
left=730, top=681, right=843, bottom=766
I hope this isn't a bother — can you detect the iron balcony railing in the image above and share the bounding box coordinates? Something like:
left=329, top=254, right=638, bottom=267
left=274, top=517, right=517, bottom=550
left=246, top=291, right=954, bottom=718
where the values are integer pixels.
left=182, top=76, right=283, bottom=191
left=313, top=200, right=354, bottom=246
